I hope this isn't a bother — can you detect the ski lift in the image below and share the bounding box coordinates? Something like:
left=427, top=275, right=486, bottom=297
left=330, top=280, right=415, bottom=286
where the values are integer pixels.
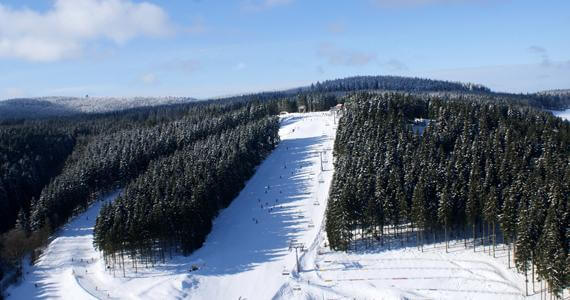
left=318, top=172, right=325, bottom=183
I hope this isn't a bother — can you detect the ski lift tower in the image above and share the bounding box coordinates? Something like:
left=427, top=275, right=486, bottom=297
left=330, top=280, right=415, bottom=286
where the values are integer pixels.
left=320, top=148, right=333, bottom=171
left=289, top=239, right=305, bottom=273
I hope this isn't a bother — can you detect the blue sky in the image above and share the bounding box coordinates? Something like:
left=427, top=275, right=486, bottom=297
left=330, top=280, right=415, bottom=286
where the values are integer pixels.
left=0, top=0, right=569, bottom=99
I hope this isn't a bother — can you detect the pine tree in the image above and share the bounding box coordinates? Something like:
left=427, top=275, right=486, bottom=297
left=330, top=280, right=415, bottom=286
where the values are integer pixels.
left=500, top=187, right=518, bottom=268
left=411, top=176, right=427, bottom=251
left=438, top=185, right=452, bottom=252
left=466, top=162, right=480, bottom=251
left=515, top=199, right=532, bottom=296
left=537, top=189, right=568, bottom=298
left=483, top=186, right=498, bottom=257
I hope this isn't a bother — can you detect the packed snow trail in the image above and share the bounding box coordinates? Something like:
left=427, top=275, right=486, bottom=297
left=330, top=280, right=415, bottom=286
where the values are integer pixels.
left=182, top=112, right=337, bottom=299
left=7, top=191, right=121, bottom=300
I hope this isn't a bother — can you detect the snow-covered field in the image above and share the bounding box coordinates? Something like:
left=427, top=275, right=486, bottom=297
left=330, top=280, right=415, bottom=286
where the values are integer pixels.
left=6, top=111, right=548, bottom=300
left=279, top=235, right=541, bottom=300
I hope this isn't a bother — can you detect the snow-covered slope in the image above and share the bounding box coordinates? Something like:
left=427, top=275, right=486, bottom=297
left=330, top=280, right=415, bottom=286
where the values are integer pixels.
left=7, top=112, right=337, bottom=299
left=7, top=191, right=121, bottom=300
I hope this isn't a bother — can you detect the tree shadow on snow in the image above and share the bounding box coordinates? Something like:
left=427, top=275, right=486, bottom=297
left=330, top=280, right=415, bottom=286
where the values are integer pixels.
left=174, top=134, right=329, bottom=276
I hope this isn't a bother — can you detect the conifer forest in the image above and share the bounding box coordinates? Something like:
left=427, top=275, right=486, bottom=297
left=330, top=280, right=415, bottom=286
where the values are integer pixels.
left=326, top=92, right=569, bottom=296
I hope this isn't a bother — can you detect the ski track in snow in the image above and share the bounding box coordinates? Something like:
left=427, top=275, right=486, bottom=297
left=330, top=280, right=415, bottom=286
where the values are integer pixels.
left=6, top=111, right=544, bottom=300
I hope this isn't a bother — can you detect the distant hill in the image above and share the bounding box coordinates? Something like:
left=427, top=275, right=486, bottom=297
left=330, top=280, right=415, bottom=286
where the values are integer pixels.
left=2, top=76, right=567, bottom=121
left=532, top=89, right=570, bottom=109
left=538, top=89, right=570, bottom=95
left=0, top=96, right=197, bottom=120
left=303, top=75, right=491, bottom=93
left=538, top=89, right=570, bottom=96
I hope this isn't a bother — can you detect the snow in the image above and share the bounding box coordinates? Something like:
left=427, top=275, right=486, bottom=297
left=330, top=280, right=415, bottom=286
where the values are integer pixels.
left=6, top=111, right=546, bottom=300
left=6, top=191, right=120, bottom=300
left=552, top=108, right=570, bottom=121
left=280, top=236, right=536, bottom=300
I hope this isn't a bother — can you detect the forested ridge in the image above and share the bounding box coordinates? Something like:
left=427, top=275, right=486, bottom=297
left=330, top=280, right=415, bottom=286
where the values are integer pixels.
left=2, top=76, right=567, bottom=123
left=326, top=93, right=569, bottom=297
left=307, top=75, right=491, bottom=93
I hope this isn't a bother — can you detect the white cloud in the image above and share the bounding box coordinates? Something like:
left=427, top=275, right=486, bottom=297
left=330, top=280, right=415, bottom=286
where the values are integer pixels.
left=528, top=45, right=547, bottom=54
left=317, top=42, right=376, bottom=66
left=527, top=45, right=569, bottom=69
left=1, top=87, right=26, bottom=99
left=185, top=17, right=208, bottom=35
left=0, top=0, right=173, bottom=62
left=234, top=62, right=247, bottom=71
left=372, top=0, right=476, bottom=7
left=159, top=59, right=201, bottom=73
left=326, top=21, right=346, bottom=34
left=141, top=73, right=158, bottom=85
left=242, top=0, right=293, bottom=11
left=383, top=59, right=409, bottom=72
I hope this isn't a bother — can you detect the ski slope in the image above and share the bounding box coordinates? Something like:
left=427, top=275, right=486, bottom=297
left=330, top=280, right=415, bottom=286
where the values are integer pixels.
left=7, top=111, right=543, bottom=300
left=7, top=191, right=121, bottom=300
left=7, top=111, right=338, bottom=299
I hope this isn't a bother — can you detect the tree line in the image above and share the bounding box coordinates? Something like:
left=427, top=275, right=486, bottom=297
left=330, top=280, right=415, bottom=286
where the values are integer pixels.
left=93, top=117, right=280, bottom=273
left=326, top=92, right=568, bottom=297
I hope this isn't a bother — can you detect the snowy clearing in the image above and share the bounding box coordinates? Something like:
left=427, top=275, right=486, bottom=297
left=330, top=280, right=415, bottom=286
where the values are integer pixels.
left=277, top=233, right=543, bottom=300
left=552, top=108, right=570, bottom=121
